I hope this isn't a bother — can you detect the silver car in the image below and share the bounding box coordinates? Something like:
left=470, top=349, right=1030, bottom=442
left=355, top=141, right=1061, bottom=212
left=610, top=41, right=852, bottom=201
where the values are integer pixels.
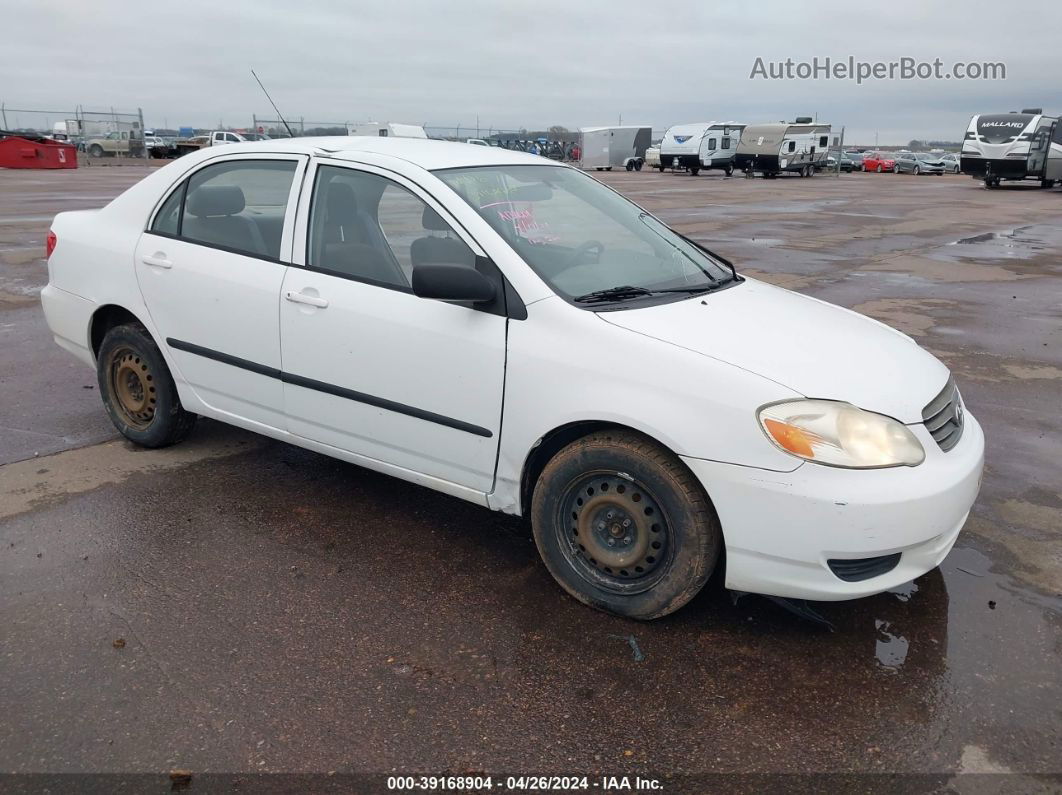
left=940, top=153, right=961, bottom=173
left=896, top=152, right=946, bottom=175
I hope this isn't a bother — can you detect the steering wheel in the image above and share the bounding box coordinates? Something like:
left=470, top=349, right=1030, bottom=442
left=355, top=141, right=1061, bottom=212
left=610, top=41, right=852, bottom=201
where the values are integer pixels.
left=563, top=240, right=604, bottom=268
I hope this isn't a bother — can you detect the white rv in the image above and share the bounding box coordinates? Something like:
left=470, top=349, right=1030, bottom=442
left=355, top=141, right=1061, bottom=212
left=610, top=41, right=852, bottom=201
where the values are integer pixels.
left=659, top=122, right=745, bottom=175
left=734, top=118, right=832, bottom=178
left=960, top=109, right=1062, bottom=188
left=347, top=122, right=428, bottom=139
left=578, top=126, right=652, bottom=171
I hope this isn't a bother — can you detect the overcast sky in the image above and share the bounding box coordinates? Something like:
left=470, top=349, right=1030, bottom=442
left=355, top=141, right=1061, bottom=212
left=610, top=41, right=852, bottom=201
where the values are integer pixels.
left=3, top=0, right=1061, bottom=144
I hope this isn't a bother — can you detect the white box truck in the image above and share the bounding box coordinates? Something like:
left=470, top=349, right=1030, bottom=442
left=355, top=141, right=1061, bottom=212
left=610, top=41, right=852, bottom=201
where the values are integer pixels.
left=347, top=122, right=428, bottom=139
left=578, top=126, right=652, bottom=171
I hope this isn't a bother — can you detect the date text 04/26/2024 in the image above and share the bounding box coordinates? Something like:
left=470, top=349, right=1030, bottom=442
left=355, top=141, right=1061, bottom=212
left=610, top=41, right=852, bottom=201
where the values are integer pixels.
left=386, top=775, right=664, bottom=791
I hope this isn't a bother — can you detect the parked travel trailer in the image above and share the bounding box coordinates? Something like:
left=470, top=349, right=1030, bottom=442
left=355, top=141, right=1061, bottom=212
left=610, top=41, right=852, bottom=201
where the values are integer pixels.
left=347, top=122, right=428, bottom=139
left=734, top=119, right=833, bottom=178
left=659, top=122, right=745, bottom=175
left=579, top=126, right=652, bottom=171
left=960, top=109, right=1062, bottom=188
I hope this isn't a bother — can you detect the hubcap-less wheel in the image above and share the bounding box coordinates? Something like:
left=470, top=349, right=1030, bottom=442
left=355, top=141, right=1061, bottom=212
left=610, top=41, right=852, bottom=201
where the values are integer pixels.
left=109, top=347, right=157, bottom=429
left=558, top=472, right=671, bottom=594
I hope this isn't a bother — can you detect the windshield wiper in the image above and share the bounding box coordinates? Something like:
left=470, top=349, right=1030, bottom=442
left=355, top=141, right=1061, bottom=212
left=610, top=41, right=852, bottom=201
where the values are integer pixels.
left=573, top=283, right=731, bottom=304
left=573, top=285, right=654, bottom=303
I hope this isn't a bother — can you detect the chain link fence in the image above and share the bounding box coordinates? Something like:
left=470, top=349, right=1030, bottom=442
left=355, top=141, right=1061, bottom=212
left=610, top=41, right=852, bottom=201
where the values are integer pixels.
left=3, top=103, right=667, bottom=167
left=1, top=103, right=148, bottom=161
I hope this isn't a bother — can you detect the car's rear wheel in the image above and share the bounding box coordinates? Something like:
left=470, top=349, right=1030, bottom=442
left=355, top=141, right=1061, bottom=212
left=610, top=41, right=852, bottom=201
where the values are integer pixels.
left=88, top=144, right=104, bottom=158
left=531, top=430, right=722, bottom=620
left=97, top=323, right=196, bottom=448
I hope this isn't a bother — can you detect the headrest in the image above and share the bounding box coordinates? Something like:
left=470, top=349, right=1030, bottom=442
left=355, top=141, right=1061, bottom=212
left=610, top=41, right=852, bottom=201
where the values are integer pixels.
left=422, top=206, right=451, bottom=232
left=186, top=185, right=245, bottom=217
left=326, top=182, right=357, bottom=217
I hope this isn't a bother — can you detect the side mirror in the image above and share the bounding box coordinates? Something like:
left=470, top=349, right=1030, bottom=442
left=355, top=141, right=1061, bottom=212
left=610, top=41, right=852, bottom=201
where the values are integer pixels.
left=412, top=263, right=497, bottom=304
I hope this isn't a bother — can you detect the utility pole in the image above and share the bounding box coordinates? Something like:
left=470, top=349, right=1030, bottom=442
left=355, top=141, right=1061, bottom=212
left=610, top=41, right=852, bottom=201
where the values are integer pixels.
left=836, top=126, right=845, bottom=177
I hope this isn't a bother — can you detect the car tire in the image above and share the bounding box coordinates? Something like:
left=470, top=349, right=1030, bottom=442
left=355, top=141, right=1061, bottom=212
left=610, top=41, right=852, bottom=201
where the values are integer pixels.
left=530, top=429, right=722, bottom=620
left=625, top=160, right=635, bottom=171
left=724, top=165, right=733, bottom=176
left=89, top=144, right=104, bottom=158
left=876, top=164, right=883, bottom=173
left=689, top=167, right=700, bottom=176
left=913, top=166, right=920, bottom=175
left=97, top=323, right=197, bottom=448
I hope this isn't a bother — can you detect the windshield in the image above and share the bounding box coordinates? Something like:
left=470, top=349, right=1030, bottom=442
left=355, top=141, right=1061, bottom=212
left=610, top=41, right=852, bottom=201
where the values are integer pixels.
left=433, top=165, right=735, bottom=307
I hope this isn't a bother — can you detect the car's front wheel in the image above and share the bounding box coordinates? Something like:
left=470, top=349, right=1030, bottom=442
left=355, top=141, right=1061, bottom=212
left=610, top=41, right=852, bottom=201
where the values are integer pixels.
left=531, top=430, right=722, bottom=620
left=97, top=323, right=197, bottom=448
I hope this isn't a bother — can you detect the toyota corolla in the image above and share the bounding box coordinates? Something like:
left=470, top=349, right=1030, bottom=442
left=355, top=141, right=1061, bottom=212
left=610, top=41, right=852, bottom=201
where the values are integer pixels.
left=40, top=138, right=984, bottom=619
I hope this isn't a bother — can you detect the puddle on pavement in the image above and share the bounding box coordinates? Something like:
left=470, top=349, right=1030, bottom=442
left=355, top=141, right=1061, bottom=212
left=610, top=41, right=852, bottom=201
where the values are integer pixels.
left=939, top=224, right=1062, bottom=262
left=874, top=619, right=910, bottom=669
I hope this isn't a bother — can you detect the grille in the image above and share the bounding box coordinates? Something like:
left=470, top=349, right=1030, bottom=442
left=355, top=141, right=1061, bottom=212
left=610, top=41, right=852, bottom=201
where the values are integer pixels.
left=827, top=553, right=902, bottom=582
left=922, top=378, right=964, bottom=452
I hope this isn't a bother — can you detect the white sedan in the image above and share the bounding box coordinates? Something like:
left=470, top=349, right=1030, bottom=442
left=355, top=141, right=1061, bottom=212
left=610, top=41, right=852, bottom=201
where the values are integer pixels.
left=41, top=138, right=984, bottom=619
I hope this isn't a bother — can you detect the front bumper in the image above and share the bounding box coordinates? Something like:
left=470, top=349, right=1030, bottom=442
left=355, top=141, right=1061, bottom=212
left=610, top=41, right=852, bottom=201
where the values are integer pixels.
left=681, top=412, right=984, bottom=600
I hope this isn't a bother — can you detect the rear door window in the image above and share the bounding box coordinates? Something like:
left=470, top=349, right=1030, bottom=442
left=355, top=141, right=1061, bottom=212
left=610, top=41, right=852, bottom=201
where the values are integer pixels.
left=163, top=159, right=298, bottom=259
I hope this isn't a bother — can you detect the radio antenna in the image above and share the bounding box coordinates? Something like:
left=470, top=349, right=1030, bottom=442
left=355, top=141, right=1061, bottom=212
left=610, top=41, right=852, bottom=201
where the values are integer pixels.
left=251, top=69, right=295, bottom=138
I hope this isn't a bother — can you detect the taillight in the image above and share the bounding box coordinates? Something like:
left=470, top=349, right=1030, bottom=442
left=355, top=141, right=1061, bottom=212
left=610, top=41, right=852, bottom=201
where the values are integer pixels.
left=46, top=230, right=57, bottom=259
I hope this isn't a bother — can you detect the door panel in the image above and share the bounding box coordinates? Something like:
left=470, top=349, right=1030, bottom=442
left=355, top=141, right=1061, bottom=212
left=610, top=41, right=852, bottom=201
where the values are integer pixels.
left=279, top=161, right=506, bottom=491
left=279, top=272, right=505, bottom=489
left=134, top=154, right=306, bottom=428
left=136, top=234, right=289, bottom=427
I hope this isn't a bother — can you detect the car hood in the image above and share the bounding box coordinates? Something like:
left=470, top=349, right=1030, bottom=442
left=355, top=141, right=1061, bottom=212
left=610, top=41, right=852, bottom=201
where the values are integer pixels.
left=598, top=278, right=949, bottom=424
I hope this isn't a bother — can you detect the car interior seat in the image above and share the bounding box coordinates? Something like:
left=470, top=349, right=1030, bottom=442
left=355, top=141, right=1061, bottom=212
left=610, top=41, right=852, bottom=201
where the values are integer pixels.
left=410, top=207, right=475, bottom=268
left=182, top=185, right=268, bottom=256
left=316, top=180, right=408, bottom=286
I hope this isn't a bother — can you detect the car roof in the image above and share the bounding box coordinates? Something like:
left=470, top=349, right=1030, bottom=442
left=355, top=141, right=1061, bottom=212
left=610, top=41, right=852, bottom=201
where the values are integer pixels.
left=219, top=136, right=552, bottom=171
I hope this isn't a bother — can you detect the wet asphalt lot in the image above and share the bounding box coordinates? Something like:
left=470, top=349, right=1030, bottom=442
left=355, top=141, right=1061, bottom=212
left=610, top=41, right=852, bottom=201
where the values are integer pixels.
left=1, top=162, right=1060, bottom=786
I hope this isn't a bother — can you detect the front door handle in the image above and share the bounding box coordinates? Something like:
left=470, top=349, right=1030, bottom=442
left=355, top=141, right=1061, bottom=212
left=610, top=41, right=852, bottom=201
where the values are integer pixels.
left=142, top=253, right=173, bottom=269
left=285, top=290, right=329, bottom=308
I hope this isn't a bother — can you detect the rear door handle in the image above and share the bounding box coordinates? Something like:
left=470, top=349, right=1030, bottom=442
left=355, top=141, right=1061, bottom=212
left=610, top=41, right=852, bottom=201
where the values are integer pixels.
left=285, top=290, right=329, bottom=308
left=141, top=254, right=173, bottom=269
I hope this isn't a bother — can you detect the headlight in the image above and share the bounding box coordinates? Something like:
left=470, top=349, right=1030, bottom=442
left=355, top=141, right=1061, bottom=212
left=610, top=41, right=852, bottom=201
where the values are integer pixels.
left=758, top=400, right=925, bottom=469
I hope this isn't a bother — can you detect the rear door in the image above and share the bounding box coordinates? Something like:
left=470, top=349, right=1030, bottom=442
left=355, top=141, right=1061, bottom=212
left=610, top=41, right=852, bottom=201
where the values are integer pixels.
left=135, top=153, right=307, bottom=428
left=279, top=160, right=507, bottom=493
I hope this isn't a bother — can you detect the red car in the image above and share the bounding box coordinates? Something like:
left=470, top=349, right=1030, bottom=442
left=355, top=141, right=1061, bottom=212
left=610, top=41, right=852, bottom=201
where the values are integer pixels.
left=863, top=151, right=897, bottom=173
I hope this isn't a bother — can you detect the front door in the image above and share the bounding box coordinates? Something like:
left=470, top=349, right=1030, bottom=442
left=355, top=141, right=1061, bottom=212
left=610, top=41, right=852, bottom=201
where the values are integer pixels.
left=135, top=154, right=306, bottom=428
left=279, top=161, right=506, bottom=492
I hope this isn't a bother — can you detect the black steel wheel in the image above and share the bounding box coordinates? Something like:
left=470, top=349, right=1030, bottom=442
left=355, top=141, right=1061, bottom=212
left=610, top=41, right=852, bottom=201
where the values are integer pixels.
left=97, top=323, right=197, bottom=448
left=531, top=430, right=722, bottom=619
left=558, top=472, right=673, bottom=594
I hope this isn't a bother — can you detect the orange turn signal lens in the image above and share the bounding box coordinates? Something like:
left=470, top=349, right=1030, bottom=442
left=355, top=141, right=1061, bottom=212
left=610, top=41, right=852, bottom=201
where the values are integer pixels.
left=763, top=418, right=816, bottom=458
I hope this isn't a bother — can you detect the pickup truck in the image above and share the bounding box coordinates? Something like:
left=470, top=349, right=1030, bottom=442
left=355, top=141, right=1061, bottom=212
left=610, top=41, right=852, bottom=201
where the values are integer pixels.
left=173, top=130, right=249, bottom=157
left=85, top=131, right=145, bottom=158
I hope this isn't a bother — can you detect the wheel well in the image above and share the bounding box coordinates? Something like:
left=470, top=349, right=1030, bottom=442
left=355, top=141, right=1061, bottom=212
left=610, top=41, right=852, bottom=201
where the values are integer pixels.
left=520, top=421, right=680, bottom=515
left=90, top=305, right=144, bottom=357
